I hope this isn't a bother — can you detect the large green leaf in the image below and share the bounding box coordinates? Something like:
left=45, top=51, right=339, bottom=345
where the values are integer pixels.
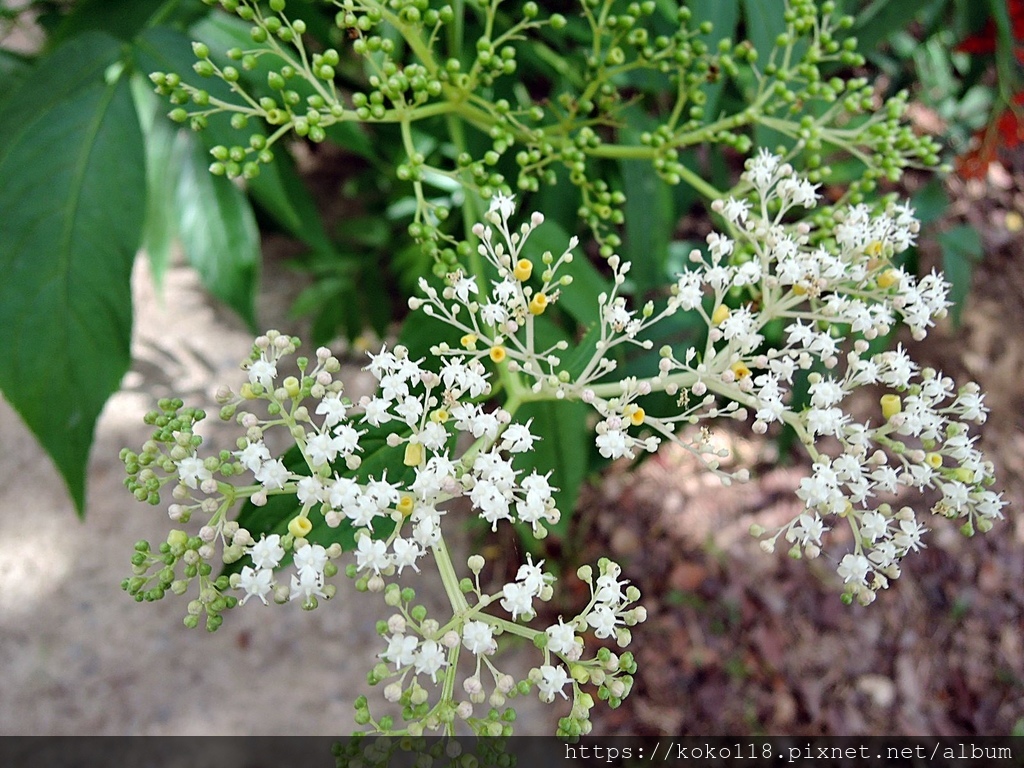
left=0, top=49, right=32, bottom=105
left=132, top=76, right=182, bottom=289
left=515, top=399, right=590, bottom=543
left=621, top=121, right=674, bottom=298
left=0, top=32, right=146, bottom=515
left=175, top=131, right=261, bottom=331
left=938, top=225, right=982, bottom=327
left=134, top=24, right=342, bottom=291
left=135, top=24, right=260, bottom=327
left=852, top=0, right=942, bottom=54
left=48, top=0, right=173, bottom=48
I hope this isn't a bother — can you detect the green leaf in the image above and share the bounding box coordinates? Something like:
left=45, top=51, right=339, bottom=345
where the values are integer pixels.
left=515, top=400, right=590, bottom=542
left=741, top=0, right=788, bottom=150
left=621, top=124, right=674, bottom=297
left=174, top=131, right=261, bottom=331
left=0, top=49, right=32, bottom=105
left=0, top=32, right=146, bottom=515
left=132, top=76, right=181, bottom=289
left=852, top=0, right=940, bottom=52
left=134, top=25, right=337, bottom=255
left=741, top=0, right=787, bottom=68
left=910, top=178, right=949, bottom=225
left=201, top=110, right=335, bottom=252
left=48, top=0, right=171, bottom=48
left=937, top=224, right=982, bottom=326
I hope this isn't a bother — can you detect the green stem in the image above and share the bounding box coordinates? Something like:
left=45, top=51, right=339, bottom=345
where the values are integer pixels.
left=482, top=613, right=542, bottom=641
left=432, top=533, right=470, bottom=614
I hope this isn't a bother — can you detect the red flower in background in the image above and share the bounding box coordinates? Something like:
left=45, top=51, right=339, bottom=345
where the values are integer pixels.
left=956, top=0, right=1024, bottom=57
left=955, top=0, right=1024, bottom=178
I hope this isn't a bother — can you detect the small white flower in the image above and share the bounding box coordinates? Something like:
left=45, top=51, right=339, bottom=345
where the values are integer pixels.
left=488, top=192, right=516, bottom=221
left=536, top=665, right=570, bottom=702
left=596, top=428, right=630, bottom=460
left=746, top=148, right=781, bottom=188
left=254, top=458, right=290, bottom=490
left=392, top=537, right=422, bottom=574
left=177, top=455, right=212, bottom=490
left=586, top=604, right=620, bottom=638
left=500, top=420, right=537, bottom=453
left=296, top=475, right=326, bottom=506
left=327, top=476, right=360, bottom=509
left=365, top=475, right=401, bottom=510
left=462, top=620, right=496, bottom=656
left=355, top=536, right=391, bottom=573
left=545, top=620, right=578, bottom=656
left=837, top=553, right=871, bottom=585
left=414, top=639, right=447, bottom=682
left=235, top=441, right=271, bottom=473
left=472, top=479, right=512, bottom=530
left=418, top=421, right=449, bottom=451
left=293, top=543, right=328, bottom=577
left=860, top=510, right=888, bottom=542
left=516, top=554, right=547, bottom=597
left=249, top=534, right=285, bottom=570
left=248, top=357, right=277, bottom=388
left=480, top=302, right=507, bottom=326
left=721, top=197, right=750, bottom=224
left=315, top=394, right=347, bottom=427
left=453, top=274, right=479, bottom=304
left=594, top=570, right=626, bottom=605
left=674, top=271, right=704, bottom=310
left=238, top=566, right=273, bottom=605
left=289, top=569, right=327, bottom=602
left=382, top=633, right=418, bottom=669
left=893, top=518, right=927, bottom=553
left=789, top=512, right=825, bottom=546
left=361, top=397, right=392, bottom=426
left=332, top=424, right=364, bottom=455
left=706, top=231, right=734, bottom=261
left=500, top=581, right=534, bottom=620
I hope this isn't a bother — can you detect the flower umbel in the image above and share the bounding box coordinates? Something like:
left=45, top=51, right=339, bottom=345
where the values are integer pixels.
left=122, top=170, right=1003, bottom=736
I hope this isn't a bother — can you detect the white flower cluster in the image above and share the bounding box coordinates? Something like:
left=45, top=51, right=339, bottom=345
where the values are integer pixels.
left=367, top=551, right=639, bottom=730
left=499, top=553, right=552, bottom=619
left=530, top=560, right=644, bottom=709
left=127, top=161, right=1003, bottom=735
left=637, top=153, right=1004, bottom=601
left=148, top=327, right=636, bottom=731
left=410, top=194, right=710, bottom=471
left=235, top=534, right=341, bottom=608
left=410, top=164, right=1004, bottom=604
left=408, top=192, right=580, bottom=384
left=205, top=333, right=561, bottom=592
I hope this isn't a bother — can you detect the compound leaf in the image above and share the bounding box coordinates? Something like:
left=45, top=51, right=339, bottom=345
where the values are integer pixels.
left=0, top=32, right=146, bottom=515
